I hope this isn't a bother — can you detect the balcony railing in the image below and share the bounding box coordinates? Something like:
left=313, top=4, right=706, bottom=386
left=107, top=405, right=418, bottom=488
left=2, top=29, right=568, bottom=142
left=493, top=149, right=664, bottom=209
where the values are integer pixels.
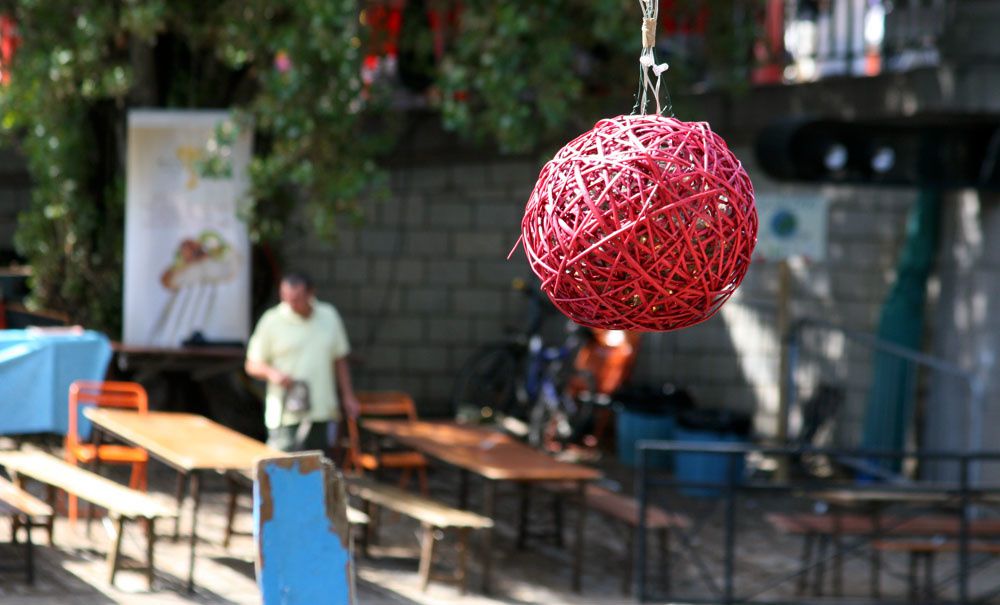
left=755, top=0, right=955, bottom=85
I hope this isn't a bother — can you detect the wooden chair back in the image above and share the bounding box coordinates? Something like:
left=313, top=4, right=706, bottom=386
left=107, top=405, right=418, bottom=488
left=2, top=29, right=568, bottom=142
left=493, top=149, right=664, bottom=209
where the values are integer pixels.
left=347, top=391, right=417, bottom=458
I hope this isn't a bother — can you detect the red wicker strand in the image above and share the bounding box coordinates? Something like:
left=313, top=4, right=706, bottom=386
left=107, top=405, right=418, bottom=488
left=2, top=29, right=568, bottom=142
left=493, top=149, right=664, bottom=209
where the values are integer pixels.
left=519, top=114, right=757, bottom=331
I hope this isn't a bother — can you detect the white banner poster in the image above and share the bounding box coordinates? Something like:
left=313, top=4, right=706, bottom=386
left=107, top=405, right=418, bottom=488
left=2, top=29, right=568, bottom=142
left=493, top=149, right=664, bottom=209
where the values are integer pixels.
left=123, top=110, right=252, bottom=347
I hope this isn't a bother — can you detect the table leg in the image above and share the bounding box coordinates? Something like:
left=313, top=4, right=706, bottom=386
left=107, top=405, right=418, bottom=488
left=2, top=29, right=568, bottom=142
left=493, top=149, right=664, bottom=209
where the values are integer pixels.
left=458, top=469, right=470, bottom=509
left=481, top=480, right=497, bottom=594
left=870, top=507, right=882, bottom=599
left=86, top=426, right=106, bottom=538
left=223, top=472, right=239, bottom=548
left=173, top=471, right=188, bottom=541
left=517, top=482, right=530, bottom=550
left=572, top=480, right=586, bottom=593
left=186, top=472, right=202, bottom=593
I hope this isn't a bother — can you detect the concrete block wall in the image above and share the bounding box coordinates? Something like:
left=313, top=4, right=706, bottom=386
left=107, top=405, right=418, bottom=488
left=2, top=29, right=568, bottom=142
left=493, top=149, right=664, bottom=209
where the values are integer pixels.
left=286, top=157, right=538, bottom=416
left=611, top=148, right=916, bottom=443
left=290, top=144, right=917, bottom=434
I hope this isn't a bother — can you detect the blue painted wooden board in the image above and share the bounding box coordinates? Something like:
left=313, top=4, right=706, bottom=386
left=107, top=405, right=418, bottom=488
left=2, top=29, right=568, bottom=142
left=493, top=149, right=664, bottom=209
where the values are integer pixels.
left=254, top=452, right=354, bottom=605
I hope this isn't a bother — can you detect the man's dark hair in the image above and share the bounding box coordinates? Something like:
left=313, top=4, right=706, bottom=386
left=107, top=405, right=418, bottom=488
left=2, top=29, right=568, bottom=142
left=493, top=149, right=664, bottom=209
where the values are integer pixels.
left=281, top=270, right=314, bottom=290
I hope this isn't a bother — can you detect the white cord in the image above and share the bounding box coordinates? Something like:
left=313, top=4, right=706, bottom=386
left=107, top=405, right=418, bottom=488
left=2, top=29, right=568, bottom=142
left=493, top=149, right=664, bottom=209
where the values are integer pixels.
left=637, top=0, right=670, bottom=115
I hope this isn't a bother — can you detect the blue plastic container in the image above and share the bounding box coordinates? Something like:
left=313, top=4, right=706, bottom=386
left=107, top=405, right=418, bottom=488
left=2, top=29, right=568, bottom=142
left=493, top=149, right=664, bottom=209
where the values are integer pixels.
left=616, top=408, right=676, bottom=469
left=673, top=426, right=746, bottom=497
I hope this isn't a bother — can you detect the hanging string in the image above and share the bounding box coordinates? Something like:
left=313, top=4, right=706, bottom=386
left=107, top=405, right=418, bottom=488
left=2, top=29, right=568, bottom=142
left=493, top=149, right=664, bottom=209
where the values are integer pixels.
left=635, top=0, right=673, bottom=116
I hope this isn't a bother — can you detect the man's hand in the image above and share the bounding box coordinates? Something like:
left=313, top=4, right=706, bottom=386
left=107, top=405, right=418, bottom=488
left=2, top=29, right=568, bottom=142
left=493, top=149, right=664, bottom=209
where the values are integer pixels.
left=342, top=393, right=360, bottom=420
left=246, top=358, right=293, bottom=388
left=270, top=369, right=293, bottom=388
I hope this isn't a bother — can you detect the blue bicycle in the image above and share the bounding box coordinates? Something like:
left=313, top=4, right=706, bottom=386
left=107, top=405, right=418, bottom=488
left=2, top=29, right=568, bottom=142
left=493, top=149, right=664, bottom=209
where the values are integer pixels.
left=451, top=280, right=596, bottom=448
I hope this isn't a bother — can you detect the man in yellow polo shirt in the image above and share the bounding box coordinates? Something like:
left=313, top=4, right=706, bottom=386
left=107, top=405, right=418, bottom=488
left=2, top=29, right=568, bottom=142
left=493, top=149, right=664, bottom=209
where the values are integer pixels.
left=245, top=271, right=360, bottom=452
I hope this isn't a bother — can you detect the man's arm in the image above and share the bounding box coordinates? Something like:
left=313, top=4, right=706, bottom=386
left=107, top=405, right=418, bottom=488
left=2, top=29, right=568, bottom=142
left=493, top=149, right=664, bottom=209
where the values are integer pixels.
left=335, top=357, right=359, bottom=419
left=245, top=358, right=293, bottom=388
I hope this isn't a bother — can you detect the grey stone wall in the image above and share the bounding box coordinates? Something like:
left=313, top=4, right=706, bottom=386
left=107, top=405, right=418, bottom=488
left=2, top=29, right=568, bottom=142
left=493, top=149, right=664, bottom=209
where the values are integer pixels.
left=286, top=156, right=538, bottom=416
left=924, top=191, right=1000, bottom=483
left=290, top=143, right=917, bottom=433
left=630, top=148, right=916, bottom=444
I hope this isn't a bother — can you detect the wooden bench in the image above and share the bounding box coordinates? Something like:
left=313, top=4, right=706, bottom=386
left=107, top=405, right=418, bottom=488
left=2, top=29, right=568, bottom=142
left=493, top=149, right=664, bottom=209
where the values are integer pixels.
left=0, top=474, right=53, bottom=584
left=873, top=539, right=1000, bottom=601
left=346, top=476, right=493, bottom=593
left=767, top=512, right=1000, bottom=597
left=0, top=450, right=177, bottom=590
left=542, top=482, right=691, bottom=594
left=223, top=468, right=369, bottom=548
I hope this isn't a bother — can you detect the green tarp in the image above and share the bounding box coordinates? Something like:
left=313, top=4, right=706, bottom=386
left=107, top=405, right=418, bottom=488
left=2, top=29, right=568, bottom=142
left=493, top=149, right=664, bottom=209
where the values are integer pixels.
left=861, top=189, right=941, bottom=468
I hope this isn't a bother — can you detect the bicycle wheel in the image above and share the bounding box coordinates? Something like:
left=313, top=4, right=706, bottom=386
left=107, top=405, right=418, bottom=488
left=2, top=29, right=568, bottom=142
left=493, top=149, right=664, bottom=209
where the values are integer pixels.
left=451, top=344, right=524, bottom=421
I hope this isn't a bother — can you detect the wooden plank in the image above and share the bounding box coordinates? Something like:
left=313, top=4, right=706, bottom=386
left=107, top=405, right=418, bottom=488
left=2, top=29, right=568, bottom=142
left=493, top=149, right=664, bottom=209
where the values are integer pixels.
left=362, top=420, right=602, bottom=482
left=584, top=486, right=689, bottom=530
left=0, top=450, right=175, bottom=519
left=0, top=475, right=52, bottom=517
left=84, top=408, right=283, bottom=472
left=767, top=512, right=1000, bottom=537
left=347, top=477, right=493, bottom=529
left=255, top=453, right=355, bottom=605
left=872, top=539, right=1000, bottom=554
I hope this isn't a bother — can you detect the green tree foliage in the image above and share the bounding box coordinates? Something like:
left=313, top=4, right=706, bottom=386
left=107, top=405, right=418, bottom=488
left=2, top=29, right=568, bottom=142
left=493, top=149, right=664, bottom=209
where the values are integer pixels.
left=0, top=0, right=750, bottom=335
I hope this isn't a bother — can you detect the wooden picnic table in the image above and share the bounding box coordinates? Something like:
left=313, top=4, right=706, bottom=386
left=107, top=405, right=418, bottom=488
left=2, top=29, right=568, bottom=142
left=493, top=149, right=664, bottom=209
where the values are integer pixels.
left=361, top=419, right=601, bottom=594
left=798, top=486, right=978, bottom=598
left=83, top=408, right=283, bottom=591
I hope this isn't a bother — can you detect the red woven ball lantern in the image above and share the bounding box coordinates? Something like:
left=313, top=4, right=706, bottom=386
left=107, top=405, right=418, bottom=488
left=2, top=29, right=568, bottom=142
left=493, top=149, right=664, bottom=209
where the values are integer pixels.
left=520, top=114, right=757, bottom=331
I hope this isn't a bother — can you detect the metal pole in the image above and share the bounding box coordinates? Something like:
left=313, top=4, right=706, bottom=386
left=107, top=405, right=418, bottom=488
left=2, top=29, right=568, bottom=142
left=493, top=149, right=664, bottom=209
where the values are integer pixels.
left=959, top=454, right=970, bottom=604
left=636, top=445, right=649, bottom=602
left=776, top=260, right=792, bottom=482
left=724, top=452, right=737, bottom=604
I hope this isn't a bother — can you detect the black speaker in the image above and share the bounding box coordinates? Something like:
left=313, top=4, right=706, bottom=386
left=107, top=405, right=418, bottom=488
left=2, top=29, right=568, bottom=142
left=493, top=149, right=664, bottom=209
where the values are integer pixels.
left=756, top=116, right=1000, bottom=189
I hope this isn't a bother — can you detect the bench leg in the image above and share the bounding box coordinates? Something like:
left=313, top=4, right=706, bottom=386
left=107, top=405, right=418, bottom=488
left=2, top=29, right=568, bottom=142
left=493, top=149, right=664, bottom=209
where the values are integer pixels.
left=106, top=516, right=126, bottom=587
left=481, top=480, right=497, bottom=594
left=552, top=492, right=564, bottom=548
left=622, top=526, right=633, bottom=595
left=572, top=480, right=586, bottom=593
left=418, top=522, right=436, bottom=592
left=814, top=534, right=828, bottom=596
left=833, top=531, right=844, bottom=596
left=24, top=515, right=34, bottom=585
left=795, top=533, right=814, bottom=595
left=907, top=552, right=919, bottom=602
left=923, top=552, right=935, bottom=602
left=146, top=517, right=156, bottom=591
left=186, top=472, right=202, bottom=593
left=517, top=483, right=530, bottom=550
left=457, top=527, right=470, bottom=595
left=659, top=528, right=670, bottom=596
left=364, top=500, right=380, bottom=550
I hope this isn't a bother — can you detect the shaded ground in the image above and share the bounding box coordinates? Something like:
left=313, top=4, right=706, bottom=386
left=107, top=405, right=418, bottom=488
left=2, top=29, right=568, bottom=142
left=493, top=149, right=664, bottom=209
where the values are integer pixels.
left=2, top=446, right=997, bottom=604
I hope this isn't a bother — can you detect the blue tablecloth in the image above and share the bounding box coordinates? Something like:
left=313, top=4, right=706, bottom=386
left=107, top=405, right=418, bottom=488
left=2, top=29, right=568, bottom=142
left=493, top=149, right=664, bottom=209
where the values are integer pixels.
left=0, top=330, right=112, bottom=435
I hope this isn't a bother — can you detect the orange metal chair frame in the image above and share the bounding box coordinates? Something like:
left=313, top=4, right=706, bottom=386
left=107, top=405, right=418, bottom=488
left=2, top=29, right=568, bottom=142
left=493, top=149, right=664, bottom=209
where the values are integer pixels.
left=346, top=391, right=429, bottom=495
left=65, top=380, right=150, bottom=521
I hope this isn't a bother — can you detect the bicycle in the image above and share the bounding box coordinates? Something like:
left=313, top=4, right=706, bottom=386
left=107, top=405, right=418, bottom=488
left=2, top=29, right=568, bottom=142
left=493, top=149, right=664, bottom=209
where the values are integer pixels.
left=452, top=280, right=641, bottom=453
left=450, top=278, right=568, bottom=427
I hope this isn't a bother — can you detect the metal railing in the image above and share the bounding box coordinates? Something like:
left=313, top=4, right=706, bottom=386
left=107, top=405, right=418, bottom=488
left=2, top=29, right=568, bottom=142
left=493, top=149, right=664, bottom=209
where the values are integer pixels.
left=755, top=0, right=955, bottom=84
left=785, top=317, right=989, bottom=483
left=634, top=442, right=1000, bottom=604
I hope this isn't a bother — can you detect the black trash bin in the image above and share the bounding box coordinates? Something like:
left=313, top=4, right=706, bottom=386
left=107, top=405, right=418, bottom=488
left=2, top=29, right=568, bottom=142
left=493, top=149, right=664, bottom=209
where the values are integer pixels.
left=674, top=408, right=752, bottom=497
left=614, top=384, right=694, bottom=469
